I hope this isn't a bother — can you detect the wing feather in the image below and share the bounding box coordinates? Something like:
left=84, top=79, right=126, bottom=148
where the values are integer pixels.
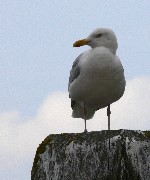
left=68, top=53, right=83, bottom=109
left=68, top=53, right=83, bottom=89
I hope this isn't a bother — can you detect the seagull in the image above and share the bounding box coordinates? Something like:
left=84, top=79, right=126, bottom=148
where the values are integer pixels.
left=68, top=28, right=126, bottom=132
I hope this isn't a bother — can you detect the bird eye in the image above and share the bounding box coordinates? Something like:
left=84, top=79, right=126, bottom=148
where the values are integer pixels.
left=95, top=33, right=102, bottom=38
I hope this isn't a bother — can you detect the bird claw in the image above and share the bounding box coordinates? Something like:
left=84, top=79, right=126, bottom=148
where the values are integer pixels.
left=84, top=129, right=88, bottom=133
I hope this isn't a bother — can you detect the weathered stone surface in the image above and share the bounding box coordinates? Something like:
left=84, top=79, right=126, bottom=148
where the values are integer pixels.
left=31, top=130, right=150, bottom=180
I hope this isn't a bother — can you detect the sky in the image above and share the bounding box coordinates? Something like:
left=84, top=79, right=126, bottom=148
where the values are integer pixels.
left=0, top=0, right=150, bottom=179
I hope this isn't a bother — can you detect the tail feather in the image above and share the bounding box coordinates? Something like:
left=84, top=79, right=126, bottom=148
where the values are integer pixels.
left=72, top=101, right=95, bottom=120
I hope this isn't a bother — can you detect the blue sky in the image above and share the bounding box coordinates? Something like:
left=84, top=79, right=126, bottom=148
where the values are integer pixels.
left=1, top=0, right=150, bottom=116
left=0, top=1, right=150, bottom=179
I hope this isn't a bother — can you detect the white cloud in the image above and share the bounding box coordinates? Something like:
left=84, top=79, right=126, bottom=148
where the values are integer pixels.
left=0, top=76, right=150, bottom=179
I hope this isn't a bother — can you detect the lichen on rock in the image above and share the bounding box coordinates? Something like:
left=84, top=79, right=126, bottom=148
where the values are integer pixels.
left=31, top=130, right=150, bottom=180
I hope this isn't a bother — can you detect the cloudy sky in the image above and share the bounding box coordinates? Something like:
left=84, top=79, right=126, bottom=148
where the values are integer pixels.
left=0, top=1, right=150, bottom=179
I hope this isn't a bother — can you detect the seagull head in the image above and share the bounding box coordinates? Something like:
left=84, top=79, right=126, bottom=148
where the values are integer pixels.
left=73, top=28, right=118, bottom=54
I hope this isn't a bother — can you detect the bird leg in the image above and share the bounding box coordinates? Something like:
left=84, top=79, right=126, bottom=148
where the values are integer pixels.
left=107, top=104, right=111, bottom=150
left=83, top=103, right=87, bottom=133
left=107, top=104, right=111, bottom=172
left=107, top=104, right=111, bottom=131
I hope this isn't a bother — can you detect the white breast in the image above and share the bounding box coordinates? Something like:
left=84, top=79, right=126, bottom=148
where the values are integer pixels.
left=70, top=47, right=125, bottom=109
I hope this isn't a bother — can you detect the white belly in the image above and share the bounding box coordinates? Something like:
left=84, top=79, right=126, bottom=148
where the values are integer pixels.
left=69, top=48, right=126, bottom=109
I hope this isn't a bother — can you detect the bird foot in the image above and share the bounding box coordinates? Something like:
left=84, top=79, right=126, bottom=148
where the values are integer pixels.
left=84, top=129, right=88, bottom=133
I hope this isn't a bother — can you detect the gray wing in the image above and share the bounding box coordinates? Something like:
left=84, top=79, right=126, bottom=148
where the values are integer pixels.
left=68, top=53, right=83, bottom=90
left=68, top=53, right=83, bottom=109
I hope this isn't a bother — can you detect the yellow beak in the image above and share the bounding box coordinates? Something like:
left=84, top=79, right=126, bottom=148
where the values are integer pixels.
left=73, top=39, right=90, bottom=47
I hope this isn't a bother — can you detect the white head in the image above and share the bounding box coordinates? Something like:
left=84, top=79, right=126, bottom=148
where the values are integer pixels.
left=73, top=28, right=118, bottom=54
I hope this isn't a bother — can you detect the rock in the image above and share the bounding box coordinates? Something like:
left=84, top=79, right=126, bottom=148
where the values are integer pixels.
left=31, top=130, right=150, bottom=180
